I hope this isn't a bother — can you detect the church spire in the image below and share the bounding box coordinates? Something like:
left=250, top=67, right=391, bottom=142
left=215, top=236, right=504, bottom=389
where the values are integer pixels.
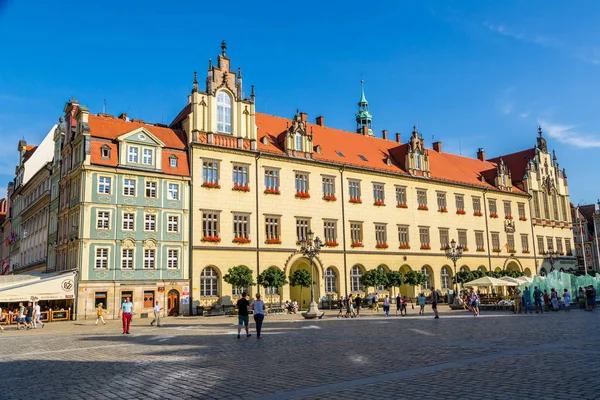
left=356, top=79, right=373, bottom=136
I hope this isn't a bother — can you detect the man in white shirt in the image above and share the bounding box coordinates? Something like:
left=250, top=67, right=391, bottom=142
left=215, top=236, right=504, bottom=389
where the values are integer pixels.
left=150, top=301, right=162, bottom=327
left=33, top=302, right=44, bottom=329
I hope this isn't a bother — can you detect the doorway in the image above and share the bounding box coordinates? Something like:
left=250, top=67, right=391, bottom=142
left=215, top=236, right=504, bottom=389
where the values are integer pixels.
left=168, top=289, right=180, bottom=316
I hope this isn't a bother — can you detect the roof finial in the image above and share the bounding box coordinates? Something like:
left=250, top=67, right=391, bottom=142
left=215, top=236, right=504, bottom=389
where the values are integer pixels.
left=538, top=126, right=543, bottom=138
left=193, top=71, right=198, bottom=92
left=251, top=84, right=255, bottom=98
left=208, top=58, right=212, bottom=70
left=237, top=67, right=242, bottom=79
left=221, top=40, right=227, bottom=56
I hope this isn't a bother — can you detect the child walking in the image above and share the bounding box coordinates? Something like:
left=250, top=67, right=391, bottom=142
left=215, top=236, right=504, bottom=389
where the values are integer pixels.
left=95, top=303, right=106, bottom=325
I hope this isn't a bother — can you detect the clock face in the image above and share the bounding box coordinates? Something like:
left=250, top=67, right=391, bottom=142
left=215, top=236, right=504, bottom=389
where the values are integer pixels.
left=138, top=134, right=146, bottom=140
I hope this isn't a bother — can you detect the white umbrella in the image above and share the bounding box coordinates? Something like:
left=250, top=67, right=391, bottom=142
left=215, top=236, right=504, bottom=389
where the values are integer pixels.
left=465, top=276, right=518, bottom=287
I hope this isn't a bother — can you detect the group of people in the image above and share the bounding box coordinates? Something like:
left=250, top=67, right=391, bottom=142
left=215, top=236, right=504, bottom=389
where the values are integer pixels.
left=0, top=301, right=45, bottom=331
left=235, top=292, right=266, bottom=339
left=513, top=286, right=577, bottom=313
left=334, top=291, right=434, bottom=318
left=283, top=300, right=299, bottom=314
left=461, top=289, right=481, bottom=316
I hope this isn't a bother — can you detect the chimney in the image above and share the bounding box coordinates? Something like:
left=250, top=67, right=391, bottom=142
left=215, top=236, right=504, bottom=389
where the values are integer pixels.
left=477, top=148, right=485, bottom=162
left=300, top=112, right=307, bottom=122
left=118, top=113, right=128, bottom=121
left=432, top=141, right=442, bottom=153
left=395, top=133, right=401, bottom=143
left=362, top=126, right=369, bottom=136
left=382, top=130, right=388, bottom=140
left=315, top=116, right=324, bottom=127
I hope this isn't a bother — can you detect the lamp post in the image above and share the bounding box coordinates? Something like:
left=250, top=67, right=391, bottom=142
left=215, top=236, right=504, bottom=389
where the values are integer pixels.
left=445, top=239, right=463, bottom=303
left=544, top=250, right=561, bottom=273
left=299, top=230, right=323, bottom=319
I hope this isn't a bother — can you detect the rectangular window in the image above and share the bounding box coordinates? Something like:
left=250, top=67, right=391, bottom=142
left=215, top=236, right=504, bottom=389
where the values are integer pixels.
left=565, top=239, right=572, bottom=255
left=419, top=227, right=430, bottom=248
left=295, top=173, right=309, bottom=194
left=556, top=237, right=563, bottom=254
left=167, top=249, right=179, bottom=269
left=518, top=203, right=526, bottom=219
left=489, top=199, right=497, bottom=215
left=170, top=157, right=178, bottom=168
left=491, top=232, right=500, bottom=251
left=547, top=236, right=554, bottom=251
left=439, top=228, right=449, bottom=248
left=521, top=234, right=529, bottom=253
left=142, top=149, right=153, bottom=165
left=128, top=147, right=138, bottom=163
left=233, top=214, right=250, bottom=239
left=323, top=220, right=337, bottom=243
left=145, top=214, right=156, bottom=231
left=417, top=189, right=427, bottom=208
left=375, top=224, right=387, bottom=245
left=121, top=249, right=134, bottom=269
left=265, top=216, right=281, bottom=240
left=348, top=180, right=361, bottom=201
left=296, top=218, right=310, bottom=242
left=458, top=229, right=468, bottom=249
left=123, top=179, right=136, bottom=196
left=398, top=225, right=409, bottom=247
left=121, top=291, right=133, bottom=304
left=533, top=193, right=541, bottom=219
left=143, top=290, right=155, bottom=308
left=373, top=183, right=385, bottom=204
left=167, top=216, right=179, bottom=233
left=233, top=165, right=249, bottom=187
left=123, top=213, right=135, bottom=231
left=437, top=192, right=447, bottom=212
left=507, top=234, right=515, bottom=252
left=396, top=186, right=407, bottom=206
left=203, top=161, right=219, bottom=184
left=537, top=236, right=545, bottom=254
left=202, top=212, right=219, bottom=238
left=455, top=195, right=465, bottom=212
left=350, top=222, right=363, bottom=244
left=322, top=177, right=335, bottom=198
left=145, top=181, right=157, bottom=198
left=98, top=177, right=111, bottom=194
left=473, top=197, right=481, bottom=214
left=504, top=201, right=512, bottom=218
left=168, top=183, right=179, bottom=200
left=144, top=249, right=156, bottom=269
left=97, top=211, right=110, bottom=230
left=94, top=292, right=107, bottom=308
left=95, top=248, right=108, bottom=269
left=475, top=231, right=485, bottom=251
left=264, top=168, right=280, bottom=191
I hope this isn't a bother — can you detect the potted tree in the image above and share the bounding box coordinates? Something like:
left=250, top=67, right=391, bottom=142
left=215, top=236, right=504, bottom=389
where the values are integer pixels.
left=257, top=267, right=288, bottom=307
left=289, top=269, right=312, bottom=311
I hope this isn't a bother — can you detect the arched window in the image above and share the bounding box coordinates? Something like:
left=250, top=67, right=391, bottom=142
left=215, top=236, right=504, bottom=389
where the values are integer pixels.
left=542, top=190, right=550, bottom=220
left=421, top=266, right=432, bottom=290
left=217, top=92, right=232, bottom=134
left=200, top=267, right=219, bottom=297
left=551, top=191, right=559, bottom=221
left=460, top=266, right=469, bottom=273
left=325, top=267, right=337, bottom=293
left=350, top=265, right=364, bottom=292
left=295, top=133, right=302, bottom=151
left=440, top=266, right=451, bottom=289
left=478, top=266, right=486, bottom=272
left=415, top=154, right=421, bottom=170
left=376, top=265, right=387, bottom=292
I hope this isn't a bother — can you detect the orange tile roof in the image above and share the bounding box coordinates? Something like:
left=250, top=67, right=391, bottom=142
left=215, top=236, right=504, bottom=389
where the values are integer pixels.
left=489, top=148, right=536, bottom=183
left=23, top=145, right=37, bottom=162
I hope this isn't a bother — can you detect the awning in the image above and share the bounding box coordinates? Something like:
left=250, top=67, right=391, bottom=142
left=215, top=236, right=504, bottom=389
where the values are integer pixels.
left=0, top=272, right=75, bottom=302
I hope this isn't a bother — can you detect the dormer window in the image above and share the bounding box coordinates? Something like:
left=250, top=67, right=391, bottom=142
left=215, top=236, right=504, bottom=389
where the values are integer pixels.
left=169, top=156, right=178, bottom=168
left=217, top=91, right=232, bottom=134
left=296, top=133, right=302, bottom=151
left=101, top=145, right=111, bottom=160
left=142, top=149, right=153, bottom=165
left=128, top=147, right=139, bottom=163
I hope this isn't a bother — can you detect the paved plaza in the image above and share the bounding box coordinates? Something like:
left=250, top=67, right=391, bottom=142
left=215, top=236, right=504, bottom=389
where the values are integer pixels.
left=1, top=307, right=600, bottom=400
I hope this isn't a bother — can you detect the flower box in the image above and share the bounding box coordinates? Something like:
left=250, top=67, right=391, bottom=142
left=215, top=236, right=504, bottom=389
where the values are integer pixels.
left=323, top=195, right=337, bottom=202
left=508, top=249, right=516, bottom=253
left=264, top=188, right=281, bottom=195
left=461, top=246, right=469, bottom=252
left=349, top=197, right=362, bottom=204
left=233, top=237, right=251, bottom=244
left=396, top=203, right=408, bottom=208
left=399, top=244, right=411, bottom=250
left=376, top=243, right=389, bottom=249
left=492, top=248, right=501, bottom=253
left=519, top=216, right=527, bottom=221
left=374, top=200, right=385, bottom=207
left=473, top=211, right=483, bottom=217
left=476, top=247, right=485, bottom=252
left=295, top=192, right=310, bottom=199
left=439, top=207, right=448, bottom=213
left=417, top=205, right=429, bottom=211
left=489, top=213, right=499, bottom=218
left=265, top=238, right=282, bottom=245
left=420, top=244, right=431, bottom=250
left=351, top=241, right=364, bottom=248
left=505, top=215, right=513, bottom=220
left=522, top=250, right=530, bottom=254
left=456, top=209, right=466, bottom=215
left=202, top=236, right=221, bottom=243
left=202, top=182, right=221, bottom=189
left=325, top=241, right=339, bottom=247
left=232, top=184, right=250, bottom=192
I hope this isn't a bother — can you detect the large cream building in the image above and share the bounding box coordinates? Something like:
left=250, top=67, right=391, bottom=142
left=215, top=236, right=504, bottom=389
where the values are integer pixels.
left=168, top=43, right=574, bottom=310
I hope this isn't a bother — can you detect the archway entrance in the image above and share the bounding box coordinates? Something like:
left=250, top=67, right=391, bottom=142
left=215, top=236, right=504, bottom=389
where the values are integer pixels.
left=289, top=258, right=320, bottom=310
left=506, top=261, right=521, bottom=272
left=399, top=265, right=415, bottom=298
left=168, top=289, right=180, bottom=316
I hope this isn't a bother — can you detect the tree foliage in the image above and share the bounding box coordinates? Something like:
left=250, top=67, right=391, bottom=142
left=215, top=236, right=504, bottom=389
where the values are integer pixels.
left=257, top=267, right=288, bottom=290
left=223, top=265, right=255, bottom=292
left=360, top=269, right=389, bottom=290
left=404, top=270, right=428, bottom=287
left=289, top=269, right=312, bottom=307
left=386, top=271, right=404, bottom=289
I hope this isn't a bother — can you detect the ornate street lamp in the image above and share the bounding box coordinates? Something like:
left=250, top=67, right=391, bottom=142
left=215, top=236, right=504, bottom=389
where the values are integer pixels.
left=299, top=230, right=324, bottom=319
left=445, top=239, right=463, bottom=302
left=544, top=250, right=561, bottom=273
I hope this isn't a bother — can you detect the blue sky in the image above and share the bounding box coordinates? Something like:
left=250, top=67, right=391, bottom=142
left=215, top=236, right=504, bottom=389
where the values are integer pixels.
left=1, top=0, right=599, bottom=204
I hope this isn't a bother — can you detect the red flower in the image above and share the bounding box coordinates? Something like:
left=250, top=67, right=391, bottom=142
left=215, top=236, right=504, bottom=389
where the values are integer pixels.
left=519, top=216, right=528, bottom=221
left=376, top=243, right=389, bottom=249
left=476, top=247, right=485, bottom=252
left=396, top=203, right=408, bottom=208
left=374, top=200, right=385, bottom=206
left=489, top=212, right=499, bottom=218
left=202, top=236, right=221, bottom=243
left=295, top=192, right=311, bottom=199
left=456, top=209, right=466, bottom=215
left=322, top=195, right=337, bottom=202
left=473, top=211, right=483, bottom=217
left=505, top=215, right=513, bottom=220
left=264, top=188, right=281, bottom=195
left=420, top=244, right=431, bottom=250
left=349, top=197, right=362, bottom=204
left=325, top=241, right=339, bottom=247
left=233, top=237, right=251, bottom=244
left=202, top=182, right=221, bottom=189
left=351, top=241, right=363, bottom=248
left=522, top=250, right=530, bottom=253
left=439, top=207, right=448, bottom=213
left=418, top=205, right=429, bottom=211
left=265, top=238, right=282, bottom=244
left=232, top=184, right=250, bottom=192
left=399, top=244, right=411, bottom=249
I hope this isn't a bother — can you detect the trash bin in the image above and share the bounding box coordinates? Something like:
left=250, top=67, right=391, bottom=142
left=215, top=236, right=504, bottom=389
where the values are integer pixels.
left=448, top=292, right=454, bottom=304
left=196, top=306, right=205, bottom=316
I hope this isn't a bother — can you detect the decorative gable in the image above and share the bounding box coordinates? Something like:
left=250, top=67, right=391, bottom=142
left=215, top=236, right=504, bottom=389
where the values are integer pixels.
left=283, top=111, right=313, bottom=159
left=494, top=158, right=513, bottom=191
left=405, top=126, right=430, bottom=177
left=117, top=127, right=166, bottom=147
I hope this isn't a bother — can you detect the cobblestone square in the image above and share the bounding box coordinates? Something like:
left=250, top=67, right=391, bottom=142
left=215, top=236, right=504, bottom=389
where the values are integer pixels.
left=2, top=308, right=599, bottom=400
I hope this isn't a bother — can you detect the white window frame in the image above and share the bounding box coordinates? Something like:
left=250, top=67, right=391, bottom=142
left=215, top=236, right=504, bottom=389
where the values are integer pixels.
left=128, top=146, right=139, bottom=163
left=143, top=249, right=156, bottom=269
left=98, top=176, right=111, bottom=194
left=145, top=181, right=157, bottom=198
left=217, top=91, right=232, bottom=134
left=95, top=247, right=109, bottom=269
left=121, top=248, right=134, bottom=270
left=142, top=148, right=153, bottom=165
left=97, top=211, right=110, bottom=230
left=167, top=215, right=179, bottom=233
left=123, top=179, right=136, bottom=197
left=123, top=213, right=135, bottom=231
left=167, top=249, right=179, bottom=269
left=144, top=214, right=157, bottom=232
left=168, top=183, right=179, bottom=200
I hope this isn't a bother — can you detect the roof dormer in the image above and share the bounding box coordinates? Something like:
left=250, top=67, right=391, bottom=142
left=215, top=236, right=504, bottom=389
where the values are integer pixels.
left=284, top=110, right=313, bottom=159
left=405, top=126, right=430, bottom=177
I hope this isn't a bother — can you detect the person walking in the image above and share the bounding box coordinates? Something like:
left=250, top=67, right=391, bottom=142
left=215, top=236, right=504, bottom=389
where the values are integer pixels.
left=523, top=286, right=532, bottom=314
left=372, top=294, right=379, bottom=313
left=383, top=295, right=390, bottom=317
left=16, top=303, right=25, bottom=330
left=354, top=294, right=362, bottom=317
left=395, top=294, right=401, bottom=316
left=95, top=303, right=106, bottom=325
left=236, top=292, right=251, bottom=338
left=563, top=289, right=571, bottom=312
left=533, top=286, right=543, bottom=313
left=550, top=289, right=559, bottom=311
left=251, top=293, right=266, bottom=339
left=33, top=302, right=44, bottom=329
left=337, top=297, right=344, bottom=318
left=345, top=294, right=356, bottom=318
left=431, top=287, right=439, bottom=319
left=150, top=301, right=162, bottom=327
left=119, top=296, right=134, bottom=334
left=513, top=288, right=522, bottom=314
left=402, top=296, right=409, bottom=316
left=418, top=293, right=426, bottom=315
left=25, top=302, right=34, bottom=330
left=469, top=288, right=480, bottom=316
left=586, top=285, right=595, bottom=312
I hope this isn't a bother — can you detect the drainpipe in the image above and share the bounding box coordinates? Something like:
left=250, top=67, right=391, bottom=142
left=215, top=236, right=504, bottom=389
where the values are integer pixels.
left=188, top=145, right=194, bottom=316
left=482, top=189, right=492, bottom=271
left=255, top=153, right=261, bottom=294
left=339, top=165, right=348, bottom=297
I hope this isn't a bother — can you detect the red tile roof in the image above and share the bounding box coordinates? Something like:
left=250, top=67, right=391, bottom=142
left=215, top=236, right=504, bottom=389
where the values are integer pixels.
left=488, top=148, right=536, bottom=183
left=23, top=145, right=37, bottom=162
